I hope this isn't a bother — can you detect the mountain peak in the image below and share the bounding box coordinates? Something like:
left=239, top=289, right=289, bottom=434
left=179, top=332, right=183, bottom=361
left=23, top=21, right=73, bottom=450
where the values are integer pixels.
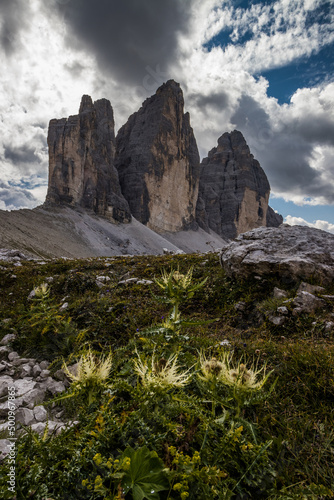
left=79, top=95, right=94, bottom=113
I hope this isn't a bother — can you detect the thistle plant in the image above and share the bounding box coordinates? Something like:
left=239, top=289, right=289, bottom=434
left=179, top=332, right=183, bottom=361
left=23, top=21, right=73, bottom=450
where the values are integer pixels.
left=62, top=348, right=113, bottom=405
left=134, top=351, right=193, bottom=389
left=140, top=266, right=212, bottom=342
left=28, top=283, right=67, bottom=336
left=199, top=352, right=274, bottom=419
left=154, top=266, right=207, bottom=326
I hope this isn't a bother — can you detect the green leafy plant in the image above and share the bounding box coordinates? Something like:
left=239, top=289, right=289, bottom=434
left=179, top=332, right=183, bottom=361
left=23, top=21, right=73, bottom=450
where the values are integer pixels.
left=83, top=446, right=169, bottom=500
left=15, top=282, right=86, bottom=360
left=139, top=267, right=214, bottom=342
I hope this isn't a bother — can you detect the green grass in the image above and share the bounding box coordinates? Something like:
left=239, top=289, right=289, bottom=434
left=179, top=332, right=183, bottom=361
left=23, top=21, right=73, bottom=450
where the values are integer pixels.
left=0, top=253, right=333, bottom=499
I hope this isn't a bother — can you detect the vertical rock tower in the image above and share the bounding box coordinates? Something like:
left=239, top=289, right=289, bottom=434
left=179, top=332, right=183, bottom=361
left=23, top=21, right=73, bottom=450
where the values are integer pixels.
left=115, top=80, right=200, bottom=233
left=46, top=95, right=131, bottom=223
left=196, top=131, right=282, bottom=239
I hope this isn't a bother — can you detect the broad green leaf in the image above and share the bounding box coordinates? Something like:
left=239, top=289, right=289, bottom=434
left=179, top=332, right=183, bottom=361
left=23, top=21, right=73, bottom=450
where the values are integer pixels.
left=121, top=446, right=169, bottom=500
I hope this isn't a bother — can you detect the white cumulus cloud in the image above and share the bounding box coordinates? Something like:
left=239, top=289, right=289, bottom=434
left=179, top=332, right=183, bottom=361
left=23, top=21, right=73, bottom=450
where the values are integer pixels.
left=285, top=215, right=334, bottom=233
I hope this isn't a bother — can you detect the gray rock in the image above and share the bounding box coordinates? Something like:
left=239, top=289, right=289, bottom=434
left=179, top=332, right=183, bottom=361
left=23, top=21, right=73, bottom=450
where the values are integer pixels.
left=33, top=406, right=48, bottom=422
left=40, top=369, right=50, bottom=378
left=297, top=282, right=325, bottom=294
left=59, top=302, right=68, bottom=311
left=27, top=289, right=36, bottom=300
left=196, top=130, right=282, bottom=239
left=292, top=291, right=326, bottom=315
left=324, top=321, right=334, bottom=332
left=65, top=362, right=79, bottom=378
left=45, top=95, right=131, bottom=223
left=0, top=249, right=32, bottom=262
left=221, top=225, right=334, bottom=285
left=269, top=315, right=286, bottom=326
left=32, top=364, right=42, bottom=378
left=30, top=420, right=65, bottom=436
left=0, top=334, right=16, bottom=346
left=0, top=346, right=10, bottom=360
left=14, top=379, right=37, bottom=397
left=40, top=378, right=66, bottom=396
left=273, top=287, right=288, bottom=299
left=0, top=439, right=12, bottom=460
left=12, top=357, right=32, bottom=367
left=20, top=388, right=46, bottom=407
left=116, top=80, right=200, bottom=233
left=0, top=376, right=14, bottom=398
left=136, top=279, right=153, bottom=285
left=277, top=306, right=289, bottom=315
left=53, top=368, right=67, bottom=382
left=235, top=301, right=247, bottom=312
left=0, top=422, right=9, bottom=433
left=118, top=277, right=138, bottom=285
left=0, top=403, right=9, bottom=417
left=16, top=408, right=35, bottom=426
left=8, top=352, right=19, bottom=362
left=19, top=364, right=33, bottom=378
left=322, top=295, right=334, bottom=301
left=0, top=364, right=6, bottom=373
left=96, top=275, right=110, bottom=282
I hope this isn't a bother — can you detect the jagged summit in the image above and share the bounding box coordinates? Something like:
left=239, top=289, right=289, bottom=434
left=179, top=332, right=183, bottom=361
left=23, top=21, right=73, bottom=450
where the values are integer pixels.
left=196, top=130, right=282, bottom=239
left=79, top=94, right=94, bottom=113
left=45, top=95, right=131, bottom=223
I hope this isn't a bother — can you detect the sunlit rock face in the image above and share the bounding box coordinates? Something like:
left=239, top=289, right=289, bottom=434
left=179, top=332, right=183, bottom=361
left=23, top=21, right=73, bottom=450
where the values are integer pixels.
left=115, top=80, right=200, bottom=233
left=196, top=130, right=282, bottom=239
left=46, top=95, right=131, bottom=223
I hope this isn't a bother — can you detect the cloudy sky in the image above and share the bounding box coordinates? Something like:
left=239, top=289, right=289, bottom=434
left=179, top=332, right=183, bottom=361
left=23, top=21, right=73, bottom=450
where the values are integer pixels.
left=1, top=0, right=334, bottom=232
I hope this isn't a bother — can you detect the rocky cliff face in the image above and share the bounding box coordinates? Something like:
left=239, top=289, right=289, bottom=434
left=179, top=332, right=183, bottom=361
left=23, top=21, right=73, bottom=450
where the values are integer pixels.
left=45, top=95, right=131, bottom=223
left=115, top=80, right=200, bottom=233
left=196, top=131, right=282, bottom=239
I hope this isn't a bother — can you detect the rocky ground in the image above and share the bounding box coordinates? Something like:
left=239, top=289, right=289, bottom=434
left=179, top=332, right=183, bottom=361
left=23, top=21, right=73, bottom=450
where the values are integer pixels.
left=0, top=333, right=78, bottom=460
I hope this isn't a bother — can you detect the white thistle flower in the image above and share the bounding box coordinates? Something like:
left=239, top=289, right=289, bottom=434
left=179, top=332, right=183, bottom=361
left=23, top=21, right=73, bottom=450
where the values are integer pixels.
left=134, top=352, right=192, bottom=388
left=34, top=283, right=49, bottom=298
left=63, top=348, right=113, bottom=384
left=199, top=352, right=272, bottom=392
left=222, top=361, right=272, bottom=391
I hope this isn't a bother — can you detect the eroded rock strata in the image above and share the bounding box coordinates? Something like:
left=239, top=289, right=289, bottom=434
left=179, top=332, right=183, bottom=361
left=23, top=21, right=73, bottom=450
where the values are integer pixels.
left=46, top=95, right=131, bottom=223
left=115, top=80, right=200, bottom=233
left=196, top=131, right=282, bottom=239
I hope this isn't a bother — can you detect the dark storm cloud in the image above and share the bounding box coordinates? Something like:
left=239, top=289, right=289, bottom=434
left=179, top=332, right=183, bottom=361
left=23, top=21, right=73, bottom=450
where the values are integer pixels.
left=189, top=91, right=230, bottom=113
left=4, top=144, right=41, bottom=165
left=56, top=0, right=193, bottom=85
left=287, top=116, right=334, bottom=147
left=0, top=0, right=31, bottom=55
left=230, top=94, right=334, bottom=201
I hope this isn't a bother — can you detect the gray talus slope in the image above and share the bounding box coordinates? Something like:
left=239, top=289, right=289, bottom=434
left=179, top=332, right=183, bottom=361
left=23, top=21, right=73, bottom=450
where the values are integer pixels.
left=0, top=206, right=226, bottom=259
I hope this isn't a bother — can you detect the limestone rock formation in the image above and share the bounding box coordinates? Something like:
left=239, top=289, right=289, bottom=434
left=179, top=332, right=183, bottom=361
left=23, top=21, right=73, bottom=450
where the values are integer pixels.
left=45, top=95, right=131, bottom=223
left=220, top=225, right=334, bottom=285
left=196, top=131, right=282, bottom=239
left=115, top=80, right=200, bottom=233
